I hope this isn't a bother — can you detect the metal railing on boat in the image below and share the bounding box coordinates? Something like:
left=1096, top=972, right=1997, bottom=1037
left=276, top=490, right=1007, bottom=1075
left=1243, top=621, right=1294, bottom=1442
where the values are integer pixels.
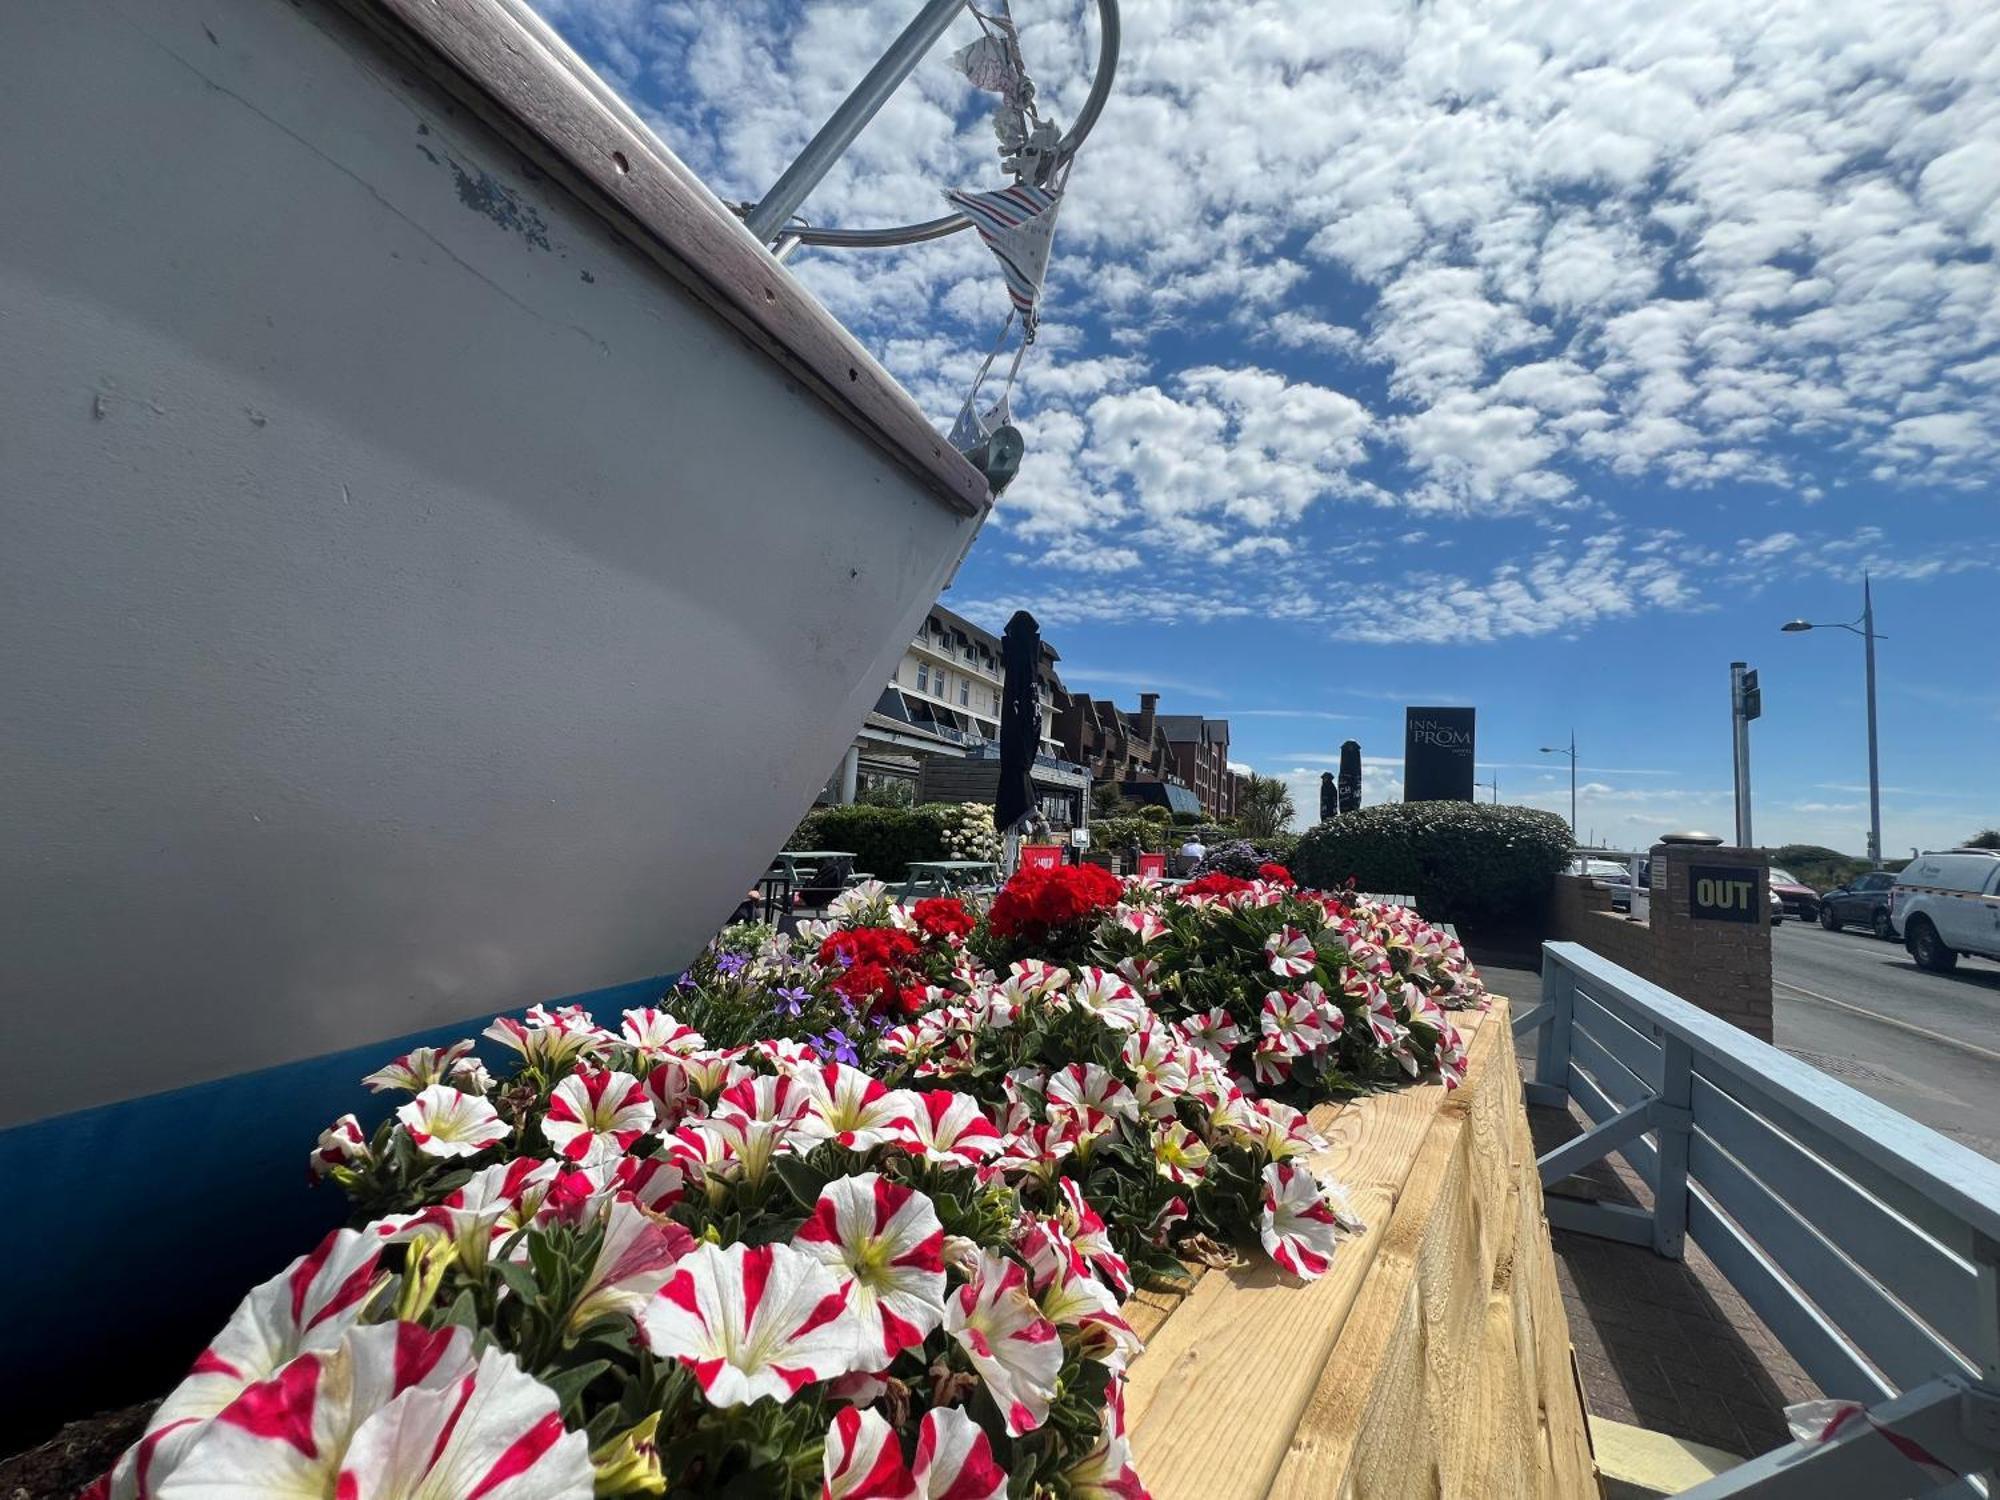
left=1516, top=942, right=2000, bottom=1497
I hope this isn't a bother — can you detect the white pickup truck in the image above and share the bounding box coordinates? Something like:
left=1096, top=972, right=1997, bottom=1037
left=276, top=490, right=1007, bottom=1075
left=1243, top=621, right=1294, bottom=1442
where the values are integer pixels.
left=1892, top=849, right=2000, bottom=972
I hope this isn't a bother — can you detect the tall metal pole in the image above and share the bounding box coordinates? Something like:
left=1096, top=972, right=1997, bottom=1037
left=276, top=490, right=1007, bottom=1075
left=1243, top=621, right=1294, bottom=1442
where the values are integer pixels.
left=1730, top=661, right=1753, bottom=846
left=1863, top=573, right=1882, bottom=868
left=743, top=0, right=968, bottom=244
left=1568, top=731, right=1577, bottom=841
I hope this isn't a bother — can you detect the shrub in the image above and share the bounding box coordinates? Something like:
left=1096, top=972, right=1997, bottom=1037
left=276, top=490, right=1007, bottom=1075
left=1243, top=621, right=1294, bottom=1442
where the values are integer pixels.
left=1093, top=815, right=1170, bottom=855
left=1291, top=801, right=1573, bottom=927
left=1192, top=839, right=1270, bottom=879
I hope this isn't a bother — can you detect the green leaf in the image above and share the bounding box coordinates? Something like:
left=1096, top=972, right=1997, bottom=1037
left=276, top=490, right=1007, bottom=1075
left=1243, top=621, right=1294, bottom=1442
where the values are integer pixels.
left=770, top=1153, right=835, bottom=1211
left=539, top=1356, right=610, bottom=1415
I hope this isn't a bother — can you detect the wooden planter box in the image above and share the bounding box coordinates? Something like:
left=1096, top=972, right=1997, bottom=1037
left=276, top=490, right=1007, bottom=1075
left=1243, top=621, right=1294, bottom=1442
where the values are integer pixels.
left=1125, top=998, right=1597, bottom=1499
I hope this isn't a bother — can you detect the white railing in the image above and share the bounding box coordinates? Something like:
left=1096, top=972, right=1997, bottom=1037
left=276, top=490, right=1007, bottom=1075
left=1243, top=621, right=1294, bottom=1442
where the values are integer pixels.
left=1517, top=942, right=2000, bottom=1498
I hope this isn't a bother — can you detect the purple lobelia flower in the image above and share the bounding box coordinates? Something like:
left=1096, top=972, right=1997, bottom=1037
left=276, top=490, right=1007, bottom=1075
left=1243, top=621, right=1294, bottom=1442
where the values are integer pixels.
left=773, top=985, right=811, bottom=1020
left=715, top=952, right=750, bottom=977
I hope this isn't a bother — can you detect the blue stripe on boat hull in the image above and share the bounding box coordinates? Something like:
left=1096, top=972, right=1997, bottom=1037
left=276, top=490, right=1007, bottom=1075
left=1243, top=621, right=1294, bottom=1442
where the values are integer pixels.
left=0, top=971, right=673, bottom=1451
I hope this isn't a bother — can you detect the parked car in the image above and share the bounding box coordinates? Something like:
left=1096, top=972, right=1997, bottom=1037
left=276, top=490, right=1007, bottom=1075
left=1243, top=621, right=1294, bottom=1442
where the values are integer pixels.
left=1767, top=868, right=1821, bottom=922
left=1572, top=855, right=1635, bottom=910
left=1819, top=870, right=1899, bottom=939
left=1769, top=886, right=1785, bottom=925
left=1891, top=849, right=2000, bottom=973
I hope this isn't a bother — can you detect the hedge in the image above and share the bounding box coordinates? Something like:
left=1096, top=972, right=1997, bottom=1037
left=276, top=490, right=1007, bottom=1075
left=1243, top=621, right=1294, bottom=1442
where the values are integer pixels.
left=1291, top=802, right=1572, bottom=927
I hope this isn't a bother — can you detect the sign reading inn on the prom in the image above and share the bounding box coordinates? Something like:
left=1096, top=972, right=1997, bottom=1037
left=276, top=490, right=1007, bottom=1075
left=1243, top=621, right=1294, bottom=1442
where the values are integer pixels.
left=1404, top=706, right=1476, bottom=802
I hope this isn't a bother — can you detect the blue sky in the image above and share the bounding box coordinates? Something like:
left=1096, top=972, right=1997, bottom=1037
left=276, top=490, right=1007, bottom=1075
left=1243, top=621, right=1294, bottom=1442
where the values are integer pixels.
left=533, top=0, right=2000, bottom=853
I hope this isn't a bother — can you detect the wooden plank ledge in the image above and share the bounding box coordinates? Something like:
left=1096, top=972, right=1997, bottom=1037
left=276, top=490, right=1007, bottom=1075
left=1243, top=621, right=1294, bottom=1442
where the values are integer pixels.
left=1125, top=997, right=1599, bottom=1499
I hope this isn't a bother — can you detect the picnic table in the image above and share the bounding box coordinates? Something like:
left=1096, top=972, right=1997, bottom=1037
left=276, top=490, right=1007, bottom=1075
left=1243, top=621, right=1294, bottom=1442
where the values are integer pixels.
left=772, top=850, right=858, bottom=883
left=899, top=859, right=999, bottom=901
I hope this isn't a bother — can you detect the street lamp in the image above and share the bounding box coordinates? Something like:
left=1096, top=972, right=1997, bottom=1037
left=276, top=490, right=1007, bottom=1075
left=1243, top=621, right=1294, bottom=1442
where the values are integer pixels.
left=1540, top=733, right=1577, bottom=842
left=1780, top=573, right=1884, bottom=868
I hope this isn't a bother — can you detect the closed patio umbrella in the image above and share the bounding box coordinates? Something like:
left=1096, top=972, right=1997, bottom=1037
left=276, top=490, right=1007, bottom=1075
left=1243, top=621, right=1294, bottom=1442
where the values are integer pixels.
left=1337, top=739, right=1362, bottom=814
left=996, top=610, right=1040, bottom=836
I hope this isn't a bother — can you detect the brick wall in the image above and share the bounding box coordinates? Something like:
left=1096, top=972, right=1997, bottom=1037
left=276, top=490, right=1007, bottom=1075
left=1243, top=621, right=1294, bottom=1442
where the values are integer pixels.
left=1548, top=843, right=1773, bottom=1040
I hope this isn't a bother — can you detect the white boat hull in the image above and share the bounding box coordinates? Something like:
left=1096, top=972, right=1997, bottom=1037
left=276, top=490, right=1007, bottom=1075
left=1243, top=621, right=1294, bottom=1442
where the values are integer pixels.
left=0, top=0, right=989, bottom=1128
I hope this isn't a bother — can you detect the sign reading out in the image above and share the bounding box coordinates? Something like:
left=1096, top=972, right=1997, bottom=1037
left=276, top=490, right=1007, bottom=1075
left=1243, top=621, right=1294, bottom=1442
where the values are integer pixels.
left=1687, top=864, right=1760, bottom=923
left=1404, top=707, right=1476, bottom=802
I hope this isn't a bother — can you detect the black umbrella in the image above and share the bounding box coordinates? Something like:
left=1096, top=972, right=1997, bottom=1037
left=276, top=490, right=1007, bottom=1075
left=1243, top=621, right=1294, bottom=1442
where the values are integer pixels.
left=996, top=610, right=1041, bottom=834
left=1337, top=740, right=1362, bottom=814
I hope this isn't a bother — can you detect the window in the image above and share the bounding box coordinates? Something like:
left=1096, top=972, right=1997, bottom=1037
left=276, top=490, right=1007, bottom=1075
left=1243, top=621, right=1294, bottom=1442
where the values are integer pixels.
left=959, top=680, right=970, bottom=706
left=991, top=689, right=1000, bottom=712
left=916, top=663, right=929, bottom=693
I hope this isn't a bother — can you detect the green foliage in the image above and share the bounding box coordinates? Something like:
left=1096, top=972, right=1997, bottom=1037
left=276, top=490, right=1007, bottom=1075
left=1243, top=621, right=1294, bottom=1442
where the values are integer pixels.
left=784, top=802, right=997, bottom=881
left=1770, top=843, right=1873, bottom=892
left=853, top=778, right=915, bottom=808
left=1966, top=829, right=2000, bottom=851
left=1290, top=801, right=1572, bottom=926
left=1233, top=772, right=1297, bottom=839
left=1093, top=815, right=1171, bottom=855
left=1090, top=780, right=1127, bottom=820
left=1169, top=810, right=1206, bottom=828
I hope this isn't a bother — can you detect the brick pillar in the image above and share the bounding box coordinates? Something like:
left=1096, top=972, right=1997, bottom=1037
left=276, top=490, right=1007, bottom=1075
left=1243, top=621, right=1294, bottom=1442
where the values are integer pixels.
left=1645, top=842, right=1773, bottom=1040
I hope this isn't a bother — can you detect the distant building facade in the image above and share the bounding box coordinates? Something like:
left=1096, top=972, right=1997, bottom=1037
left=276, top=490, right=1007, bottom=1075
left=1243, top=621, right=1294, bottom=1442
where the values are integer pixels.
left=1158, top=715, right=1238, bottom=821
left=825, top=604, right=1084, bottom=824
left=1053, top=691, right=1228, bottom=819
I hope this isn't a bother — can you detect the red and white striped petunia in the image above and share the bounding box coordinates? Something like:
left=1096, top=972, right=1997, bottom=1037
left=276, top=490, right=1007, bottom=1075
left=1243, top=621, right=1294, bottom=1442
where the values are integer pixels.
left=1261, top=1160, right=1341, bottom=1280
left=792, top=1065, right=921, bottom=1152
left=541, top=1067, right=655, bottom=1165
left=374, top=1157, right=558, bottom=1271
left=1120, top=1024, right=1192, bottom=1119
left=1151, top=1122, right=1212, bottom=1184
left=619, top=1006, right=706, bottom=1058
left=483, top=1010, right=604, bottom=1075
left=713, top=1072, right=816, bottom=1132
left=944, top=1252, right=1063, bottom=1437
left=890, top=1091, right=1005, bottom=1167
left=1043, top=1065, right=1139, bottom=1138
left=1032, top=1258, right=1143, bottom=1373
left=1060, top=1386, right=1150, bottom=1500
left=793, top=1174, right=948, bottom=1361
left=311, top=1114, right=372, bottom=1179
left=1065, top=969, right=1148, bottom=1032
left=912, top=1405, right=1008, bottom=1500
left=397, top=1085, right=509, bottom=1160
left=640, top=1242, right=860, bottom=1406
left=991, top=1122, right=1074, bottom=1189
left=362, top=1040, right=478, bottom=1095
left=1260, top=989, right=1336, bottom=1055
left=1115, top=907, right=1169, bottom=945
left=820, top=1406, right=915, bottom=1500
left=1230, top=1098, right=1326, bottom=1161
left=1263, top=926, right=1317, bottom=979
left=1176, top=1007, right=1243, bottom=1063
left=562, top=1200, right=696, bottom=1336
left=1055, top=1179, right=1132, bottom=1298
left=334, top=1341, right=591, bottom=1498
left=93, top=1229, right=387, bottom=1499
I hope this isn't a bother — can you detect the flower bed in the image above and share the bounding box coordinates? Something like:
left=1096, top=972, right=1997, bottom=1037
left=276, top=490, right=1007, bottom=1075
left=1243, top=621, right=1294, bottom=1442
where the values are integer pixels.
left=90, top=867, right=1487, bottom=1498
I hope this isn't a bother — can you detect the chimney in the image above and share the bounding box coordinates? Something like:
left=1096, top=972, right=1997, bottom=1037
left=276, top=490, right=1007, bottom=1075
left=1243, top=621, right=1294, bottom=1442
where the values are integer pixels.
left=1137, top=693, right=1159, bottom=739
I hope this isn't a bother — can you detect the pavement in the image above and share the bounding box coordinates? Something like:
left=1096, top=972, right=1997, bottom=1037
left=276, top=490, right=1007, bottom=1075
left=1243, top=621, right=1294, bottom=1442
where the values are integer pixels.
left=1478, top=956, right=1819, bottom=1465
left=1770, top=920, right=2000, bottom=1160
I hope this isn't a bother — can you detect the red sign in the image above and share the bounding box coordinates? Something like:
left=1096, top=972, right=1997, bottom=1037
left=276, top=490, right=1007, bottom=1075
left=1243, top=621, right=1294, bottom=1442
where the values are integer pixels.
left=1020, top=844, right=1063, bottom=871
left=1136, top=853, right=1167, bottom=879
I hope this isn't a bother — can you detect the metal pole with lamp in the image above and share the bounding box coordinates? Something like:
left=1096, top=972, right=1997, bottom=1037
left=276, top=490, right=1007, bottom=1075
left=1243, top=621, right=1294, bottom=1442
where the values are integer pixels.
left=1781, top=573, right=1884, bottom=868
left=1540, top=734, right=1577, bottom=841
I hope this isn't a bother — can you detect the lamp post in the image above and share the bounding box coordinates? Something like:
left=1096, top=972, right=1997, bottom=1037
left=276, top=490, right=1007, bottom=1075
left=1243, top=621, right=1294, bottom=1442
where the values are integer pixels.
left=1781, top=573, right=1884, bottom=868
left=1540, top=733, right=1577, bottom=842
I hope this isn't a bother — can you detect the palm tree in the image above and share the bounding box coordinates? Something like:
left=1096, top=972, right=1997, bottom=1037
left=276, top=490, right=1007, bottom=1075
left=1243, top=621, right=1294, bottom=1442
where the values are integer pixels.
left=1235, top=773, right=1296, bottom=839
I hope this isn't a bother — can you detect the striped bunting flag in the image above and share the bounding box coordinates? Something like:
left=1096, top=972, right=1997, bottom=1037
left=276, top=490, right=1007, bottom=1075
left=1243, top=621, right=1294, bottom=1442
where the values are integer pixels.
left=943, top=183, right=1063, bottom=321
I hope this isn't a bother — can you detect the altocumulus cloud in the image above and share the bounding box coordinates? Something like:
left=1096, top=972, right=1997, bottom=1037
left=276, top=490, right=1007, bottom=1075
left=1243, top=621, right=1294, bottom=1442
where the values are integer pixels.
left=530, top=0, right=2000, bottom=640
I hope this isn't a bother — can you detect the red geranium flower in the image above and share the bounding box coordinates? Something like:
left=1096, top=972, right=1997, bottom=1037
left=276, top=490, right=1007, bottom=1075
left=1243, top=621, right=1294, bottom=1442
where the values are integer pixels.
left=1257, top=863, right=1296, bottom=887
left=819, top=926, right=921, bottom=970
left=988, top=864, right=1123, bottom=942
left=910, top=897, right=977, bottom=941
left=1181, top=872, right=1254, bottom=899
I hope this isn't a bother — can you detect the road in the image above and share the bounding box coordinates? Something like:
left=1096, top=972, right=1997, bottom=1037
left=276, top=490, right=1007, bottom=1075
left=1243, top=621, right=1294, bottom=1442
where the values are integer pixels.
left=1770, top=919, right=2000, bottom=1161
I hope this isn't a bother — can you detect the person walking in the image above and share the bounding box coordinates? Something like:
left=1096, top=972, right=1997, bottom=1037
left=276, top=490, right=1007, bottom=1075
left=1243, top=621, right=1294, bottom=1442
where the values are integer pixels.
left=1178, top=831, right=1207, bottom=876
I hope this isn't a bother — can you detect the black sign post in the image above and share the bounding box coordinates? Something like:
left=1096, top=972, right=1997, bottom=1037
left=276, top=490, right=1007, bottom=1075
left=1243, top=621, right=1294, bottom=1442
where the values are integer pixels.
left=1404, top=707, right=1476, bottom=802
left=1687, top=863, right=1761, bottom=923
